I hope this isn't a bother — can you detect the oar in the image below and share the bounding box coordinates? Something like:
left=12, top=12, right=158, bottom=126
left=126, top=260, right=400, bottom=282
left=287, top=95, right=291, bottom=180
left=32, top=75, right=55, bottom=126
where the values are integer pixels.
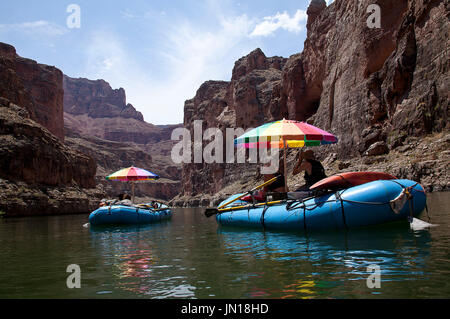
left=204, top=175, right=281, bottom=218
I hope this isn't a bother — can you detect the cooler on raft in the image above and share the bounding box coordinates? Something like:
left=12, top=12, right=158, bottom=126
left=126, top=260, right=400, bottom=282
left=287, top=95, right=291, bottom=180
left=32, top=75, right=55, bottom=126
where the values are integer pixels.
left=215, top=179, right=427, bottom=231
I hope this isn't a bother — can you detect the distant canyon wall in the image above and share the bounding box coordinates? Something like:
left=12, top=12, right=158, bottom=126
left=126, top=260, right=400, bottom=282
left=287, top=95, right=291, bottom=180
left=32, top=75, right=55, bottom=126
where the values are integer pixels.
left=63, top=75, right=182, bottom=201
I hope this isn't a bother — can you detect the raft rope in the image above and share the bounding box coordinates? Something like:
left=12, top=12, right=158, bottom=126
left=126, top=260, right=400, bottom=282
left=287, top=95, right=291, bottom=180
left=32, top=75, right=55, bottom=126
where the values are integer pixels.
left=218, top=181, right=428, bottom=229
left=261, top=205, right=269, bottom=229
left=303, top=202, right=307, bottom=232
left=285, top=180, right=425, bottom=215
left=335, top=191, right=348, bottom=229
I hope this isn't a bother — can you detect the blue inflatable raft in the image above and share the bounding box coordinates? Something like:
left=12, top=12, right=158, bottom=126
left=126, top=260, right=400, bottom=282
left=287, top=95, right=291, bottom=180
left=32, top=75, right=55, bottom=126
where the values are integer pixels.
left=215, top=179, right=427, bottom=231
left=89, top=203, right=172, bottom=226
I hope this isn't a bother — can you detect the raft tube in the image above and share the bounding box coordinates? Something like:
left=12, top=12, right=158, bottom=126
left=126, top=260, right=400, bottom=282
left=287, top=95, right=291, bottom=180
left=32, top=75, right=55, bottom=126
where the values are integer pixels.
left=216, top=179, right=426, bottom=231
left=89, top=204, right=172, bottom=226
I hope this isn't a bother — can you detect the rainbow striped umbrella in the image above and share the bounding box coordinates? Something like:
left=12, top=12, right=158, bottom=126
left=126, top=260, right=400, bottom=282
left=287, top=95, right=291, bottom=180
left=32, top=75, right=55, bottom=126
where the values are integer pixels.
left=235, top=119, right=338, bottom=149
left=234, top=119, right=338, bottom=191
left=106, top=166, right=159, bottom=202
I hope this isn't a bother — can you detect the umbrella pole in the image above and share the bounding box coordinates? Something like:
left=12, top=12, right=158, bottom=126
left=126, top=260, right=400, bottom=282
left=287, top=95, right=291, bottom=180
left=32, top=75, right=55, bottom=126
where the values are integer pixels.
left=131, top=181, right=135, bottom=204
left=283, top=139, right=289, bottom=192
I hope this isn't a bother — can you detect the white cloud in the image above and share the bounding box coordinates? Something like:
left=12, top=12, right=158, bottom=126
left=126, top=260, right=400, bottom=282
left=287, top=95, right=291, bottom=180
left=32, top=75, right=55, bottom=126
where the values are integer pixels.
left=84, top=31, right=126, bottom=76
left=250, top=10, right=307, bottom=37
left=81, top=13, right=258, bottom=125
left=0, top=20, right=68, bottom=37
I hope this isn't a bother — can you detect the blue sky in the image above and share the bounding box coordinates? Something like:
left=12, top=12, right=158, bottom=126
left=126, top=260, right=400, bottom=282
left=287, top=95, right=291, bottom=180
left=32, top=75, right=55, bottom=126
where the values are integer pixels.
left=0, top=0, right=333, bottom=125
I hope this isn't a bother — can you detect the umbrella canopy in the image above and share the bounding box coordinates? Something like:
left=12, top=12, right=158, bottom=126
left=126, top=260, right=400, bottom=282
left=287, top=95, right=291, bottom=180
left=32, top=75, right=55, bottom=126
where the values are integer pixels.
left=234, top=119, right=338, bottom=192
left=106, top=166, right=159, bottom=203
left=106, top=166, right=159, bottom=182
left=235, top=119, right=338, bottom=149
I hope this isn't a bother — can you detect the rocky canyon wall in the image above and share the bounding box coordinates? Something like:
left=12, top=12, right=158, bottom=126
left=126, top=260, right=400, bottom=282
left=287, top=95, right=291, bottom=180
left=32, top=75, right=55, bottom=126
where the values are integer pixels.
left=0, top=43, right=103, bottom=216
left=303, top=0, right=449, bottom=159
left=0, top=42, right=64, bottom=140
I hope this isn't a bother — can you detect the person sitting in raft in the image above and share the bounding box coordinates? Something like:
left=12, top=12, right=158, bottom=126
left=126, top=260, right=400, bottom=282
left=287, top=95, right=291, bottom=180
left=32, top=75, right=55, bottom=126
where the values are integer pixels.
left=117, top=193, right=133, bottom=206
left=151, top=201, right=159, bottom=209
left=99, top=198, right=118, bottom=207
left=293, top=150, right=327, bottom=191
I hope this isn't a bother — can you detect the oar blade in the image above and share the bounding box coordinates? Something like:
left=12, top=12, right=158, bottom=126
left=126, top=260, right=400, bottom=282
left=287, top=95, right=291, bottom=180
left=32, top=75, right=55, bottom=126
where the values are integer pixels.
left=204, top=208, right=219, bottom=218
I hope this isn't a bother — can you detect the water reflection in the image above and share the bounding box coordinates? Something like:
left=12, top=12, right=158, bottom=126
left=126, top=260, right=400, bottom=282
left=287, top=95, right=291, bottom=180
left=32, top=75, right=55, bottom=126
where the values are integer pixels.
left=217, top=224, right=432, bottom=299
left=89, top=223, right=170, bottom=297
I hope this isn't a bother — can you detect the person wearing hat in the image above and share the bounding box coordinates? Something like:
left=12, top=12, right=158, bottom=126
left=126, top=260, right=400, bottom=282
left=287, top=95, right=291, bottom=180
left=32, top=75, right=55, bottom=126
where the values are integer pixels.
left=293, top=150, right=327, bottom=191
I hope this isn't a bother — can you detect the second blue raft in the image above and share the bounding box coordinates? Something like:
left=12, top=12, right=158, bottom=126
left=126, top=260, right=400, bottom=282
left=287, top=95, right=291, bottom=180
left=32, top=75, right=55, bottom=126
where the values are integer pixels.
left=89, top=203, right=172, bottom=226
left=216, top=179, right=427, bottom=231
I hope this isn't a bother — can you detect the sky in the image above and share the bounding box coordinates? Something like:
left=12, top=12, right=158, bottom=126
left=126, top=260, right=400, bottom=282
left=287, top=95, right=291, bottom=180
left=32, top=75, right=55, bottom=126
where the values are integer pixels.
left=0, top=0, right=334, bottom=125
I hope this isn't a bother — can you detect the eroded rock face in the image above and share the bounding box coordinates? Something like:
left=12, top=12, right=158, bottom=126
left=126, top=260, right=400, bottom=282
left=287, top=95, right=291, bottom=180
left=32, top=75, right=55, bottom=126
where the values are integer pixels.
left=178, top=0, right=449, bottom=202
left=0, top=42, right=64, bottom=140
left=65, top=128, right=181, bottom=200
left=306, top=0, right=327, bottom=30
left=306, top=0, right=449, bottom=159
left=0, top=97, right=96, bottom=188
left=181, top=49, right=290, bottom=197
left=64, top=75, right=143, bottom=121
left=63, top=75, right=182, bottom=144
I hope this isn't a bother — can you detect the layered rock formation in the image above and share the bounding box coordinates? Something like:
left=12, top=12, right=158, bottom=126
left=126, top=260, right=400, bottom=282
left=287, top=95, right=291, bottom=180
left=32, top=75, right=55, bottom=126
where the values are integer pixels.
left=0, top=97, right=102, bottom=216
left=63, top=75, right=182, bottom=200
left=175, top=0, right=449, bottom=206
left=302, top=0, right=449, bottom=159
left=64, top=76, right=144, bottom=121
left=180, top=49, right=289, bottom=203
left=0, top=42, right=65, bottom=140
left=0, top=98, right=95, bottom=188
left=0, top=44, right=107, bottom=216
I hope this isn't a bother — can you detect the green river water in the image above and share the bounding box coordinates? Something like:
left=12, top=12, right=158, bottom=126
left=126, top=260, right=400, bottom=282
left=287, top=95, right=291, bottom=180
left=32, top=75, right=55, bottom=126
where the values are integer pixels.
left=0, top=192, right=449, bottom=299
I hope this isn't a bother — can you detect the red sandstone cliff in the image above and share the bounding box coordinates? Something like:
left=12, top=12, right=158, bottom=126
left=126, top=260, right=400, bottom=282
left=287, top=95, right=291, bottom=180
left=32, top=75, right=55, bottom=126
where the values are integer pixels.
left=64, top=75, right=144, bottom=121
left=0, top=44, right=104, bottom=216
left=180, top=49, right=289, bottom=202
left=298, top=0, right=449, bottom=159
left=175, top=0, right=449, bottom=206
left=0, top=97, right=103, bottom=217
left=0, top=42, right=65, bottom=140
left=0, top=98, right=96, bottom=188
